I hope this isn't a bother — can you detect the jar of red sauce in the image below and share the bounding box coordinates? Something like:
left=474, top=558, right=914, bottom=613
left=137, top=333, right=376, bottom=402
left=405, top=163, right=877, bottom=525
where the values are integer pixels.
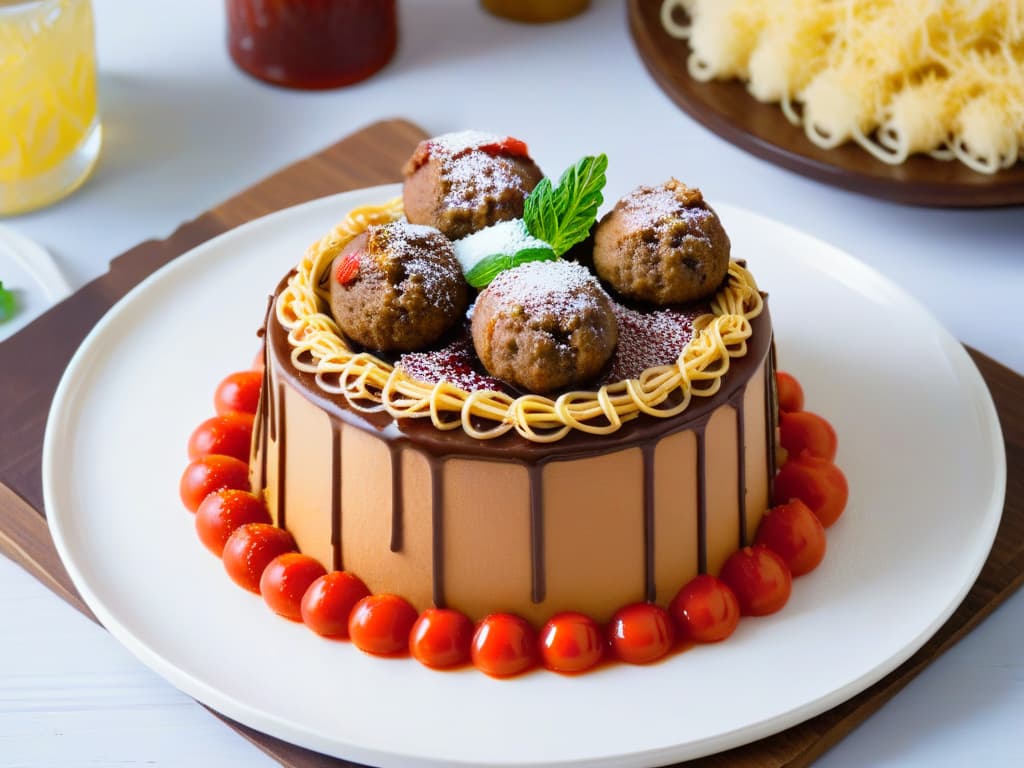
left=226, top=0, right=397, bottom=89
left=481, top=0, right=588, bottom=22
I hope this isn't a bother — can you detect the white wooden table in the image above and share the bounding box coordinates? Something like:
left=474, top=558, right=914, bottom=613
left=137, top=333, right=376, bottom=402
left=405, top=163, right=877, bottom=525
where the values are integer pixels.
left=2, top=1, right=1022, bottom=765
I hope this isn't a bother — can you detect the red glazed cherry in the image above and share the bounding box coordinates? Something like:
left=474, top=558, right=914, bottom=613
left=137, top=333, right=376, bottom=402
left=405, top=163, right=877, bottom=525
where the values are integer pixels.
left=409, top=608, right=474, bottom=669
left=222, top=523, right=296, bottom=593
left=188, top=413, right=255, bottom=463
left=719, top=546, right=792, bottom=616
left=195, top=489, right=271, bottom=556
left=774, top=453, right=849, bottom=528
left=471, top=614, right=537, bottom=678
left=775, top=371, right=804, bottom=413
left=477, top=136, right=529, bottom=158
left=179, top=454, right=250, bottom=512
left=754, top=499, right=827, bottom=577
left=334, top=252, right=360, bottom=285
left=260, top=553, right=327, bottom=621
left=214, top=370, right=262, bottom=416
left=779, top=411, right=838, bottom=462
left=348, top=594, right=418, bottom=656
left=300, top=571, right=371, bottom=638
left=539, top=612, right=604, bottom=675
left=669, top=574, right=740, bottom=643
left=608, top=603, right=676, bottom=664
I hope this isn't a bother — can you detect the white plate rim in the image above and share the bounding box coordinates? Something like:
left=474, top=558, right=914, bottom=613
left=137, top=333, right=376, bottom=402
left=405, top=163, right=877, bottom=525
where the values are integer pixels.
left=42, top=187, right=1007, bottom=767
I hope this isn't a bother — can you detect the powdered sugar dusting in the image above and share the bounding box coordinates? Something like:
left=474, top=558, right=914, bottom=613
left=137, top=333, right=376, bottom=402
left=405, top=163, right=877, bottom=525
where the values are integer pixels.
left=396, top=293, right=703, bottom=394
left=486, top=260, right=608, bottom=317
left=384, top=219, right=441, bottom=239
left=370, top=220, right=462, bottom=312
left=453, top=219, right=550, bottom=273
left=392, top=257, right=707, bottom=395
left=444, top=155, right=527, bottom=209
left=617, top=181, right=706, bottom=233
left=429, top=130, right=502, bottom=156
left=431, top=134, right=532, bottom=210
left=398, top=330, right=512, bottom=394
left=601, top=303, right=700, bottom=383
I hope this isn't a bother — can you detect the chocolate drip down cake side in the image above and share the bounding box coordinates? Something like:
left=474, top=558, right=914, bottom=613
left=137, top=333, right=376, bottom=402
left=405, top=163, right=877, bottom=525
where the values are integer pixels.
left=251, top=131, right=778, bottom=629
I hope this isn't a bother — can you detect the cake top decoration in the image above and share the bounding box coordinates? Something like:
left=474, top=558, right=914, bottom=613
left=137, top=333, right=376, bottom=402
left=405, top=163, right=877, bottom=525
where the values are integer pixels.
left=460, top=153, right=609, bottom=288
left=276, top=133, right=763, bottom=442
left=471, top=260, right=619, bottom=393
left=402, top=131, right=543, bottom=240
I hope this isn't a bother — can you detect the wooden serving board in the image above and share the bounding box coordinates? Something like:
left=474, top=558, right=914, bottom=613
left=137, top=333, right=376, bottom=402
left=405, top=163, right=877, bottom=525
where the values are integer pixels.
left=0, top=118, right=1021, bottom=768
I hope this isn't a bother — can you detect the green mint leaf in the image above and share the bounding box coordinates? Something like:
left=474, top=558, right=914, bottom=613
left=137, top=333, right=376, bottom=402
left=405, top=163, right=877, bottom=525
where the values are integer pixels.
left=464, top=246, right=555, bottom=288
left=509, top=246, right=557, bottom=269
left=523, top=154, right=608, bottom=256
left=464, top=253, right=510, bottom=288
left=0, top=281, right=15, bottom=323
left=523, top=177, right=557, bottom=246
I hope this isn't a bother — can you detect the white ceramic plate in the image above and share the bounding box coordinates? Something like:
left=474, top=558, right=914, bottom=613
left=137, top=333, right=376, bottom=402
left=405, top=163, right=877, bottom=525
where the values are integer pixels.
left=44, top=186, right=1006, bottom=767
left=0, top=224, right=72, bottom=341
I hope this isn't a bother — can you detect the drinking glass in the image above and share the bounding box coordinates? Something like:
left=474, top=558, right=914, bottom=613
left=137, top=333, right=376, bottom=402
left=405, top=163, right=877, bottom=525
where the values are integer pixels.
left=0, top=0, right=101, bottom=216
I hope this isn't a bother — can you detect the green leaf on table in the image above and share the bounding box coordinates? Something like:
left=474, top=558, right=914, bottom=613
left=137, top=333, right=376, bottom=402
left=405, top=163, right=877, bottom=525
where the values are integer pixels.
left=0, top=281, right=15, bottom=323
left=523, top=153, right=608, bottom=256
left=464, top=247, right=556, bottom=288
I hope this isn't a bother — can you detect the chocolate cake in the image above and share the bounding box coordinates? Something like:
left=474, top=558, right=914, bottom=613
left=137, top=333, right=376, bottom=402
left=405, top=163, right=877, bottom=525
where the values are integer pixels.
left=249, top=133, right=776, bottom=627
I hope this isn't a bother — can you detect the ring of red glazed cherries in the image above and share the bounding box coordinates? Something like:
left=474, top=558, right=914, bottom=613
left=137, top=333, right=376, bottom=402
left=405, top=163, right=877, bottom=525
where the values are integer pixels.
left=179, top=360, right=847, bottom=677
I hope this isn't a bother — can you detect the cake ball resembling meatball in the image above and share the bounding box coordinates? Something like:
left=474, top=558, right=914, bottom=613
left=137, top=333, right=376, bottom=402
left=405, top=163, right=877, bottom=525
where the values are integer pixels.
left=471, top=261, right=618, bottom=394
left=593, top=179, right=730, bottom=305
left=403, top=131, right=544, bottom=241
left=329, top=221, right=468, bottom=353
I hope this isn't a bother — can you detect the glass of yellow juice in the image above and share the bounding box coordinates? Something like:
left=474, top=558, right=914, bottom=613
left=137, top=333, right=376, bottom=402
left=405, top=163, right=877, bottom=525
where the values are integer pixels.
left=0, top=0, right=100, bottom=215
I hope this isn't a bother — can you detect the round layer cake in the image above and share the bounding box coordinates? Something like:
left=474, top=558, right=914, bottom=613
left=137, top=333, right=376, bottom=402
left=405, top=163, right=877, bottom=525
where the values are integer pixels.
left=248, top=138, right=777, bottom=627
left=253, top=294, right=774, bottom=626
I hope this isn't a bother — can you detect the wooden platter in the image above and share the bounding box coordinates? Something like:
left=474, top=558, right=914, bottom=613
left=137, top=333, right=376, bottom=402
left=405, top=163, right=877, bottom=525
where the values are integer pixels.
left=0, top=118, right=1022, bottom=768
left=628, top=0, right=1024, bottom=207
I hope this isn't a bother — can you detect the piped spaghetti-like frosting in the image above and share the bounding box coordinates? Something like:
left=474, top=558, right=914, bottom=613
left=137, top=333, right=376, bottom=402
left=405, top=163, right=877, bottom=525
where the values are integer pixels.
left=276, top=198, right=763, bottom=443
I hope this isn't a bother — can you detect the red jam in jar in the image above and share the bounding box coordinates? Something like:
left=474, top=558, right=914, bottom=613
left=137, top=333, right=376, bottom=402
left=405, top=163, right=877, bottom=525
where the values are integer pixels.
left=226, top=0, right=397, bottom=89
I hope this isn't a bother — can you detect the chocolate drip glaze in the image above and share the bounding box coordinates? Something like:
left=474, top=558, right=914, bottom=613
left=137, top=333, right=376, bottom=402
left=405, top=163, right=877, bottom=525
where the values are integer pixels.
left=275, top=383, right=287, bottom=529
left=254, top=339, right=271, bottom=495
left=268, top=370, right=277, bottom=442
left=264, top=282, right=774, bottom=611
left=734, top=394, right=748, bottom=546
left=430, top=461, right=446, bottom=607
left=696, top=426, right=708, bottom=574
left=528, top=464, right=546, bottom=603
left=252, top=296, right=274, bottom=495
left=641, top=443, right=657, bottom=602
left=331, top=425, right=342, bottom=571
left=765, top=339, right=779, bottom=490
left=388, top=444, right=404, bottom=552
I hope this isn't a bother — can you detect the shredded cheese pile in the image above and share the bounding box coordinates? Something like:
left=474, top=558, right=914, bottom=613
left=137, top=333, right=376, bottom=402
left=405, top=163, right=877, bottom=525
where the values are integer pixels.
left=662, top=0, right=1024, bottom=173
